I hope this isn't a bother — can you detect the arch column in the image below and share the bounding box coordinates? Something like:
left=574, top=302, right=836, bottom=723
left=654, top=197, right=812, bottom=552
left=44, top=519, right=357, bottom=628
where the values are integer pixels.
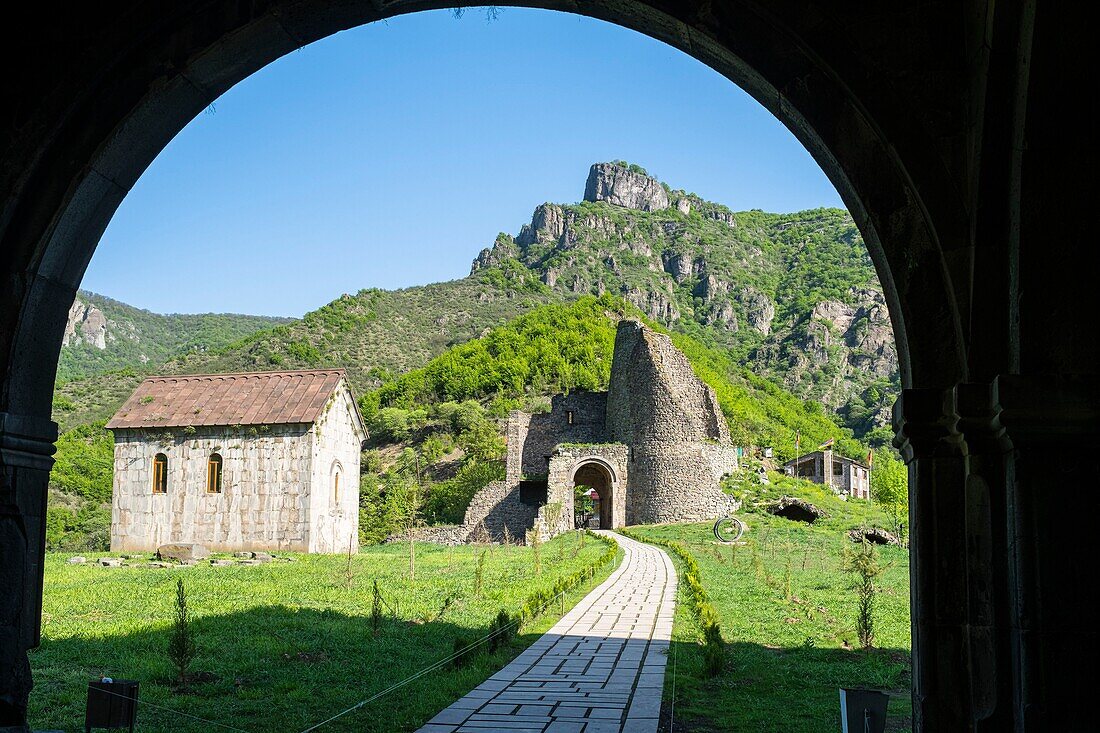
left=0, top=413, right=55, bottom=730
left=895, top=378, right=1100, bottom=731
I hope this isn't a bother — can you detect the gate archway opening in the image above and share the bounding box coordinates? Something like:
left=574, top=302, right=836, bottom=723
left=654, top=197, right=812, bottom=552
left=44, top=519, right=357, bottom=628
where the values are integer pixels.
left=573, top=461, right=615, bottom=530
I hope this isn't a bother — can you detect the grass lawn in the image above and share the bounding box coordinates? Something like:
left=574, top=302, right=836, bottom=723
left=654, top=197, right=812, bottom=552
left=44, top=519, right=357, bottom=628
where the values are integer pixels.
left=626, top=476, right=912, bottom=732
left=30, top=532, right=618, bottom=733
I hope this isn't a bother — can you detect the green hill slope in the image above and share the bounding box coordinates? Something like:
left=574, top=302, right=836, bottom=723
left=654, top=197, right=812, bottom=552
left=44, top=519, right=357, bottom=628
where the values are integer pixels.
left=57, top=290, right=291, bottom=383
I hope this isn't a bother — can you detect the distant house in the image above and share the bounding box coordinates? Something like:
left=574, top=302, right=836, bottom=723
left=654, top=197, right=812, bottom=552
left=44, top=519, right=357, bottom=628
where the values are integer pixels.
left=106, top=369, right=366, bottom=554
left=783, top=449, right=869, bottom=499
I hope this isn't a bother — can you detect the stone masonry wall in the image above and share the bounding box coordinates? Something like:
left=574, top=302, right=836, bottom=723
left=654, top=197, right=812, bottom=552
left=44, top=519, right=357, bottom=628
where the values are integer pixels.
left=111, top=424, right=313, bottom=552
left=607, top=319, right=737, bottom=525
left=307, top=382, right=363, bottom=553
left=461, top=480, right=537, bottom=542
left=514, top=392, right=608, bottom=479
left=545, top=444, right=629, bottom=532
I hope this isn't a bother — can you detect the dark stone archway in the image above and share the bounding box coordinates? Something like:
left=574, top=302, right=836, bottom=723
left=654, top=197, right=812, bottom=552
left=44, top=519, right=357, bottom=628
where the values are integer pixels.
left=1, top=3, right=1095, bottom=731
left=573, top=461, right=614, bottom=529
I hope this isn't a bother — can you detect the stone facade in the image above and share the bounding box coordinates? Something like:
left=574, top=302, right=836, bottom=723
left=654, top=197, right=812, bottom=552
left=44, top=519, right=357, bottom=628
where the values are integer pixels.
left=108, top=371, right=365, bottom=553
left=783, top=449, right=869, bottom=499
left=450, top=320, right=737, bottom=544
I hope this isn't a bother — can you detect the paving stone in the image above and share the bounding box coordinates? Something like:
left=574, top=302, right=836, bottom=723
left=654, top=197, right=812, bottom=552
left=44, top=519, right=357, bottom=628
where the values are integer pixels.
left=416, top=533, right=674, bottom=733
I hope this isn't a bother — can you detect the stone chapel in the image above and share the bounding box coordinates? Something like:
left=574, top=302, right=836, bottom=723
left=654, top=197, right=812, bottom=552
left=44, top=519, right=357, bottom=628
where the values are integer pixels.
left=106, top=368, right=366, bottom=554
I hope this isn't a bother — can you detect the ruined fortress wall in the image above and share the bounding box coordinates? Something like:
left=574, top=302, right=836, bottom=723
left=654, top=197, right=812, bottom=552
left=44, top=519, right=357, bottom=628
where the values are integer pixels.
left=546, top=444, right=629, bottom=532
left=111, top=424, right=313, bottom=552
left=625, top=448, right=736, bottom=524
left=461, top=480, right=537, bottom=542
left=514, top=392, right=608, bottom=478
left=607, top=320, right=736, bottom=525
left=609, top=320, right=728, bottom=445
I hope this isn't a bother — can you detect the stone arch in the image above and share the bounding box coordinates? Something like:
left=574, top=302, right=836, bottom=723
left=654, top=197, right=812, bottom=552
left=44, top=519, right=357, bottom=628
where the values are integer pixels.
left=3, top=3, right=1077, bottom=730
left=571, top=458, right=618, bottom=529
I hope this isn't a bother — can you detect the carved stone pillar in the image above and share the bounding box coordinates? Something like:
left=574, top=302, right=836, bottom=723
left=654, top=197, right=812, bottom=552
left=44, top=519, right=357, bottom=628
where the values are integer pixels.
left=898, top=378, right=1100, bottom=732
left=0, top=412, right=56, bottom=732
left=894, top=387, right=970, bottom=730
left=955, top=382, right=1013, bottom=731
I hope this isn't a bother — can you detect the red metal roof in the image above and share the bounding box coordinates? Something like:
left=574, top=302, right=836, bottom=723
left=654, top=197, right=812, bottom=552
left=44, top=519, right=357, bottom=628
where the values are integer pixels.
left=106, top=369, right=354, bottom=429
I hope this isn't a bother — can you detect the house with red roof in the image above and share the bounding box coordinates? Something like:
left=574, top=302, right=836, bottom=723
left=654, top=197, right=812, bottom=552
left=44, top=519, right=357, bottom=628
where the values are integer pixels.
left=106, top=369, right=366, bottom=553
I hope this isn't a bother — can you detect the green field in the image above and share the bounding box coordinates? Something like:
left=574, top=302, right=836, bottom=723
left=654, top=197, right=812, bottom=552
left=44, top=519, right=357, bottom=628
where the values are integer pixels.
left=626, top=492, right=912, bottom=732
left=31, top=534, right=617, bottom=733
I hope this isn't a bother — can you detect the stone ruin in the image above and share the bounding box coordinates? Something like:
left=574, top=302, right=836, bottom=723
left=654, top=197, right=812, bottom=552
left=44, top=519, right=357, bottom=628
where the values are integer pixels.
left=414, top=320, right=739, bottom=544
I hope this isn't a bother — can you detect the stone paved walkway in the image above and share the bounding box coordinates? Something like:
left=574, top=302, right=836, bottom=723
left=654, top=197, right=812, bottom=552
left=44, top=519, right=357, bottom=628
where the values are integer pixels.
left=417, top=531, right=676, bottom=733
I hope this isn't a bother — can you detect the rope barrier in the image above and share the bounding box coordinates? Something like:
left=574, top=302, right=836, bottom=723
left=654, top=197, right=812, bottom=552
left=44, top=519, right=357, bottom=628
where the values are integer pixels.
left=87, top=682, right=254, bottom=733
left=298, top=587, right=570, bottom=733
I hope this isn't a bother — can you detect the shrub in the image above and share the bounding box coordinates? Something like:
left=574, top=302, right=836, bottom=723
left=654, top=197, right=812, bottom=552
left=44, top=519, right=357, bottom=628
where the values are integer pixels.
left=168, top=579, right=197, bottom=686
left=619, top=529, right=725, bottom=678
left=843, top=539, right=883, bottom=649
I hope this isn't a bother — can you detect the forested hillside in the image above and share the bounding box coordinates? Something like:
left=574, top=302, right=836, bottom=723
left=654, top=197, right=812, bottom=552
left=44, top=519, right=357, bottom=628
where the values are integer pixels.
left=58, top=290, right=290, bottom=383
left=49, top=162, right=904, bottom=550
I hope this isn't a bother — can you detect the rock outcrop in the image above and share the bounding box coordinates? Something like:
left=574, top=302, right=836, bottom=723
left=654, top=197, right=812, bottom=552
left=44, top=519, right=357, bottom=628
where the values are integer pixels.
left=64, top=299, right=109, bottom=349
left=848, top=527, right=899, bottom=545
left=584, top=162, right=670, bottom=212
left=768, top=496, right=825, bottom=523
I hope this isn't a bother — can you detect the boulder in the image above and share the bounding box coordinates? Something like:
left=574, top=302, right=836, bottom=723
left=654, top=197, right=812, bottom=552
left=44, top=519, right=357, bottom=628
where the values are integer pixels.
left=848, top=527, right=899, bottom=545
left=210, top=559, right=235, bottom=567
left=768, top=496, right=825, bottom=523
left=157, top=543, right=210, bottom=562
left=98, top=557, right=123, bottom=567
left=67, top=556, right=86, bottom=564
left=252, top=552, right=273, bottom=563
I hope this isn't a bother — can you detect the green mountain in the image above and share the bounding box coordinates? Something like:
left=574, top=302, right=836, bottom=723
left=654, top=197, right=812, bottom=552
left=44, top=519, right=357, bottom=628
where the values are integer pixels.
left=57, top=290, right=291, bottom=383
left=471, top=162, right=898, bottom=443
left=55, top=163, right=898, bottom=441
left=48, top=162, right=905, bottom=550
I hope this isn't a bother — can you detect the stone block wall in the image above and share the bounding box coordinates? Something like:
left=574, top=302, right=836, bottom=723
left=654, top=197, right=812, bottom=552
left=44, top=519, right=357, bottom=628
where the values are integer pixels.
left=545, top=444, right=629, bottom=532
left=607, top=320, right=729, bottom=445
left=111, top=424, right=313, bottom=552
left=461, top=479, right=537, bottom=542
left=307, top=383, right=362, bottom=553
left=512, top=391, right=608, bottom=479
left=626, top=445, right=737, bottom=525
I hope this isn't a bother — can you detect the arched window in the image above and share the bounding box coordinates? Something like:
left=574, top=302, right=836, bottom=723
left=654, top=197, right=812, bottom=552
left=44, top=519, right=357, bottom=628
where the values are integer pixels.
left=152, top=453, right=168, bottom=494
left=207, top=453, right=223, bottom=493
left=333, top=468, right=341, bottom=505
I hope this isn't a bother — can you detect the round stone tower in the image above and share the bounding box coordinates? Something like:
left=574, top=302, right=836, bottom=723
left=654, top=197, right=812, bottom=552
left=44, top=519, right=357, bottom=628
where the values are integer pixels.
left=607, top=320, right=737, bottom=524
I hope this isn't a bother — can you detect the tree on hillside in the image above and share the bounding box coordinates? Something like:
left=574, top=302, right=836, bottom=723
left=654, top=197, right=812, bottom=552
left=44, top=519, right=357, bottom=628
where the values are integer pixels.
left=871, top=449, right=908, bottom=541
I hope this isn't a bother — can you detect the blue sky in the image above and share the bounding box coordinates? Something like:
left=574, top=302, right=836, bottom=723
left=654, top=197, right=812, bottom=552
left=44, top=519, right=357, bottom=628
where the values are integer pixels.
left=85, top=8, right=844, bottom=318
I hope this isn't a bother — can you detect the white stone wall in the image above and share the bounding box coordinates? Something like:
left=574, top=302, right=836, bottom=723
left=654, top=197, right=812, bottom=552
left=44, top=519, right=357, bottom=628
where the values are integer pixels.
left=111, top=424, right=314, bottom=552
left=307, top=384, right=362, bottom=554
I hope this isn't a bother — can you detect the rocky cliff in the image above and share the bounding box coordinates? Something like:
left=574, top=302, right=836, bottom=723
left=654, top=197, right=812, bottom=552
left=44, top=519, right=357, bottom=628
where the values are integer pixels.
left=584, top=161, right=670, bottom=212
left=56, top=291, right=290, bottom=383
left=471, top=162, right=898, bottom=439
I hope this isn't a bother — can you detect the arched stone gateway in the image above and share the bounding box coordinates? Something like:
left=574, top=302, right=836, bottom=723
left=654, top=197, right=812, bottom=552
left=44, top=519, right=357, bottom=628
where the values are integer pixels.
left=1, top=3, right=1095, bottom=730
left=572, top=459, right=618, bottom=530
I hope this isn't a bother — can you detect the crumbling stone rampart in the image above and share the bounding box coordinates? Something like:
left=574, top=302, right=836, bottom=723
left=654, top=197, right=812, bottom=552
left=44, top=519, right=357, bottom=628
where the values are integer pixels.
left=423, top=319, right=738, bottom=545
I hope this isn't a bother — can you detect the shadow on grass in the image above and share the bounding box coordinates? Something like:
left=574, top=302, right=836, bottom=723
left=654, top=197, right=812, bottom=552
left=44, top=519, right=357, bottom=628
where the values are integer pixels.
left=32, top=606, right=910, bottom=733
left=30, top=604, right=550, bottom=733
left=664, top=640, right=911, bottom=733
